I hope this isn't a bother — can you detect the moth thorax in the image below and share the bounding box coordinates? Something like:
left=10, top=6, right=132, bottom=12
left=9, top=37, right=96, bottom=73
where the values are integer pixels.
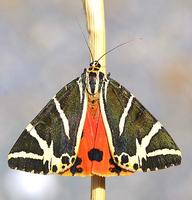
left=86, top=61, right=104, bottom=95
left=86, top=71, right=100, bottom=95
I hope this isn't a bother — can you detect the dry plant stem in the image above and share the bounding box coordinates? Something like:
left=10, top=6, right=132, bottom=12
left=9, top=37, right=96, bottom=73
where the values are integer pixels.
left=91, top=176, right=106, bottom=200
left=83, top=0, right=106, bottom=75
left=83, top=0, right=106, bottom=200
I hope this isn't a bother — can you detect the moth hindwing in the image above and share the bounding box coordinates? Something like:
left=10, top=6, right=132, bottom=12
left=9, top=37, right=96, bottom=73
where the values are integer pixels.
left=100, top=78, right=181, bottom=173
left=8, top=74, right=88, bottom=175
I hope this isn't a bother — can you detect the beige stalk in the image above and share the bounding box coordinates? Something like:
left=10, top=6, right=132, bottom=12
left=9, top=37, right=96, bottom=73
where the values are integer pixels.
left=83, top=0, right=107, bottom=200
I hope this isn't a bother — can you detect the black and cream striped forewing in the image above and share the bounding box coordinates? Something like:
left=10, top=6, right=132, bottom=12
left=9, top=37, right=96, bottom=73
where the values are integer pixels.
left=8, top=76, right=87, bottom=175
left=100, top=78, right=181, bottom=173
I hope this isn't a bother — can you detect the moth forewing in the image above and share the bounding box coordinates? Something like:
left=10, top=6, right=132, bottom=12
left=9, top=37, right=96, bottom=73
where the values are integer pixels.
left=100, top=78, right=181, bottom=173
left=8, top=76, right=88, bottom=175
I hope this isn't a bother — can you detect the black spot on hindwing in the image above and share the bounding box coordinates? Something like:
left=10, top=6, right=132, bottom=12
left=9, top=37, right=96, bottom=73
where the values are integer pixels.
left=52, top=165, right=57, bottom=172
left=88, top=148, right=103, bottom=162
left=133, top=163, right=139, bottom=170
left=70, top=157, right=83, bottom=175
left=62, top=156, right=70, bottom=165
left=109, top=158, right=122, bottom=175
left=121, top=155, right=129, bottom=165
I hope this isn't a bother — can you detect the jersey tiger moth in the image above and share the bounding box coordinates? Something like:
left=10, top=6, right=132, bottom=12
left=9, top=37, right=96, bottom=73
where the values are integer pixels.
left=8, top=61, right=181, bottom=176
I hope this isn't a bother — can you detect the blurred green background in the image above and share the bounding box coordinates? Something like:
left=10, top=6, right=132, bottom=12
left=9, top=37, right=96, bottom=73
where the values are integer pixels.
left=0, top=0, right=191, bottom=199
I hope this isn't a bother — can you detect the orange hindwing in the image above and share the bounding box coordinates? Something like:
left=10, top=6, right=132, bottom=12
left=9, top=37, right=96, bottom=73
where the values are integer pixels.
left=62, top=96, right=133, bottom=176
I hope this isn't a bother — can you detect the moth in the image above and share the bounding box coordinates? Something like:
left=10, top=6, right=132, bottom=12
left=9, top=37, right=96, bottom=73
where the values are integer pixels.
left=8, top=60, right=181, bottom=176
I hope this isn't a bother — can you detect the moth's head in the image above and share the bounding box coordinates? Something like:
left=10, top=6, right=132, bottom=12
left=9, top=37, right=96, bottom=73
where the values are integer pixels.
left=86, top=61, right=104, bottom=95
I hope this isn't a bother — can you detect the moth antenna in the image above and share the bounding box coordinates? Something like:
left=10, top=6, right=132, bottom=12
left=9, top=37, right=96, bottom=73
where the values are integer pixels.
left=77, top=20, right=94, bottom=62
left=97, top=37, right=143, bottom=62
